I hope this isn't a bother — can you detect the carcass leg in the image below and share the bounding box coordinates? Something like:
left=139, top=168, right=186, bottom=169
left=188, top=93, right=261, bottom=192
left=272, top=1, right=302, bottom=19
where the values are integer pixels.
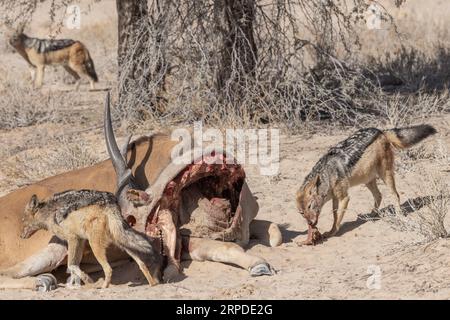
left=0, top=237, right=66, bottom=291
left=183, top=237, right=273, bottom=276
left=0, top=274, right=57, bottom=291
left=0, top=237, right=67, bottom=278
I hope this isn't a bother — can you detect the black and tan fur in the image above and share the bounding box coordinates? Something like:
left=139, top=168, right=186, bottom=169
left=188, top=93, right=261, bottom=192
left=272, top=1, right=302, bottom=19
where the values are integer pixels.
left=296, top=124, right=437, bottom=245
left=6, top=25, right=98, bottom=90
left=20, top=190, right=162, bottom=288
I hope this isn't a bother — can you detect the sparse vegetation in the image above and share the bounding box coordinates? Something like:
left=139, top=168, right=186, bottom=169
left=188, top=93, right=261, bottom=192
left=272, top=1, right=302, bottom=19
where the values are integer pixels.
left=0, top=77, right=60, bottom=130
left=378, top=139, right=449, bottom=242
left=1, top=135, right=100, bottom=191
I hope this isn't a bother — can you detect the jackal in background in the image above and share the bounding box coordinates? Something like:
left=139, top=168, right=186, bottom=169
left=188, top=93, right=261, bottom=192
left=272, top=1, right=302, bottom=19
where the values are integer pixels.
left=5, top=25, right=98, bottom=90
left=20, top=190, right=162, bottom=288
left=296, top=124, right=437, bottom=245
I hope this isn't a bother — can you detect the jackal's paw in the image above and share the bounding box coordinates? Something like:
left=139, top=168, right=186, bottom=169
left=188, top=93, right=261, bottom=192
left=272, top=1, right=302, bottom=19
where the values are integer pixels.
left=294, top=231, right=323, bottom=246
left=249, top=263, right=273, bottom=277
left=322, top=231, right=336, bottom=239
left=36, top=273, right=58, bottom=292
left=66, top=273, right=82, bottom=289
left=294, top=238, right=315, bottom=246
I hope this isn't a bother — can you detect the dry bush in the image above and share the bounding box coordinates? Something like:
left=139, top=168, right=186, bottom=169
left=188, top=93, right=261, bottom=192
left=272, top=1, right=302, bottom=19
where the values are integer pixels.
left=380, top=172, right=449, bottom=242
left=369, top=45, right=450, bottom=92
left=377, top=91, right=450, bottom=128
left=358, top=136, right=449, bottom=243
left=112, top=1, right=380, bottom=127
left=0, top=64, right=91, bottom=129
left=378, top=141, right=449, bottom=242
left=2, top=1, right=448, bottom=133
left=114, top=0, right=448, bottom=133
left=0, top=76, right=67, bottom=130
left=397, top=134, right=449, bottom=174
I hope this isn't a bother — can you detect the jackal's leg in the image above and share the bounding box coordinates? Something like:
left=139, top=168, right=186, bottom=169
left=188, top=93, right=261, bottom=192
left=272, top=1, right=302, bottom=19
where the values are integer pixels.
left=0, top=237, right=67, bottom=278
left=66, top=238, right=93, bottom=287
left=87, top=238, right=112, bottom=289
left=88, top=79, right=95, bottom=90
left=382, top=171, right=401, bottom=214
left=366, top=179, right=382, bottom=211
left=324, top=195, right=350, bottom=238
left=66, top=265, right=93, bottom=287
left=123, top=249, right=159, bottom=286
left=323, top=196, right=339, bottom=238
left=69, top=63, right=95, bottom=91
left=335, top=196, right=350, bottom=228
left=63, top=65, right=81, bottom=85
left=34, top=65, right=45, bottom=88
left=67, top=238, right=85, bottom=266
left=183, top=237, right=273, bottom=276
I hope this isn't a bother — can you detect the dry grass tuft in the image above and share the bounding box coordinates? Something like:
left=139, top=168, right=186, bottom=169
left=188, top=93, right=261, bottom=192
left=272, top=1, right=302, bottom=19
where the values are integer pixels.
left=1, top=136, right=100, bottom=189
left=0, top=76, right=68, bottom=130
left=382, top=180, right=449, bottom=242
left=359, top=137, right=449, bottom=243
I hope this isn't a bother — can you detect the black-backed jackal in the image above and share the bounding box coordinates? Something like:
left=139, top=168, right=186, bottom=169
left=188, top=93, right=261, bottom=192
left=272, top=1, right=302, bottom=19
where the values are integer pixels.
left=296, top=125, right=437, bottom=245
left=20, top=190, right=162, bottom=288
left=5, top=25, right=98, bottom=90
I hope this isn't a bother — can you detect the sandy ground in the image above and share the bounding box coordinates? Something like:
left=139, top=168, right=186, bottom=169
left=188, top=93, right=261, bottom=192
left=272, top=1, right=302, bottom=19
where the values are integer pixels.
left=0, top=110, right=448, bottom=300
left=0, top=0, right=449, bottom=300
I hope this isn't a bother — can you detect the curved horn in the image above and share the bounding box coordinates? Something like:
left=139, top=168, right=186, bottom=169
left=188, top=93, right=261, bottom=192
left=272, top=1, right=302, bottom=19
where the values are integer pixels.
left=104, top=92, right=132, bottom=195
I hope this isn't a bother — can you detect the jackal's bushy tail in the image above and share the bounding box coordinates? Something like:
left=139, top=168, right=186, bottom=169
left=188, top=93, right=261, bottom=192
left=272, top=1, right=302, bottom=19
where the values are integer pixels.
left=85, top=55, right=98, bottom=82
left=107, top=207, right=159, bottom=261
left=384, top=125, right=437, bottom=149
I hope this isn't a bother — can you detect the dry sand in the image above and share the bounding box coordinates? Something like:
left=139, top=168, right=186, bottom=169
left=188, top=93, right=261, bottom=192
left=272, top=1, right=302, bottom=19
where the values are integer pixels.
left=0, top=113, right=448, bottom=300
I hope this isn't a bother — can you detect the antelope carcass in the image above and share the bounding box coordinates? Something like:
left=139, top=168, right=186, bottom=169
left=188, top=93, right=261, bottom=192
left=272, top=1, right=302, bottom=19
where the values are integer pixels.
left=0, top=93, right=282, bottom=290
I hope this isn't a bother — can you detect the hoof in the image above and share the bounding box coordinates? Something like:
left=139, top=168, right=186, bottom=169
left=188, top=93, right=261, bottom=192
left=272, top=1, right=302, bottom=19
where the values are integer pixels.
left=249, top=263, right=273, bottom=277
left=36, top=273, right=58, bottom=292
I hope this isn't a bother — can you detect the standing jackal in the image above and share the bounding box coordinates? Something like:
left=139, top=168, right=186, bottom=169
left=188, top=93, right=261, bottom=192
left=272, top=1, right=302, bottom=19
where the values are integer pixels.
left=20, top=190, right=162, bottom=288
left=296, top=125, right=437, bottom=245
left=6, top=25, right=98, bottom=90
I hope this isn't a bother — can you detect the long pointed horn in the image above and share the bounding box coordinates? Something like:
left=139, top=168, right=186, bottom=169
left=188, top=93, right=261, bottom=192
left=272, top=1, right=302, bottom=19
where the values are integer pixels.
left=104, top=92, right=132, bottom=195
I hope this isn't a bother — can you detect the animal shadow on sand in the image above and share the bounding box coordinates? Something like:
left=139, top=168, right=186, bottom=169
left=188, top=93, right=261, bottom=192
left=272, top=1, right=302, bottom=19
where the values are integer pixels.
left=335, top=195, right=438, bottom=237
left=51, top=256, right=188, bottom=288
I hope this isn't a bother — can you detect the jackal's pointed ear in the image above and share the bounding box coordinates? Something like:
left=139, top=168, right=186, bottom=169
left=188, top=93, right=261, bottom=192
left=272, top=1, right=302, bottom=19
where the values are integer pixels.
left=309, top=175, right=321, bottom=194
left=28, top=194, right=39, bottom=210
